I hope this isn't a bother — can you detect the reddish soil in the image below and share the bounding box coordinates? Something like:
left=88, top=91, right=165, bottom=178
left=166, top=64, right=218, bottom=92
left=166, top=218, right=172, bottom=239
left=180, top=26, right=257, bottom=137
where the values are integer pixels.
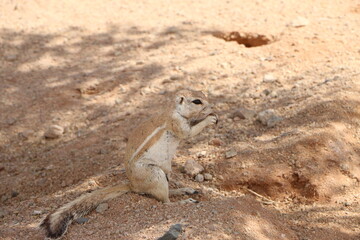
left=1, top=0, right=360, bottom=239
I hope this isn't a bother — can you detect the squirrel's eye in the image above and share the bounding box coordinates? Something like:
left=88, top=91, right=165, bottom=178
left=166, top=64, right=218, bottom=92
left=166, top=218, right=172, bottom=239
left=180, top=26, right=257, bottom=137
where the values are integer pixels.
left=192, top=99, right=202, bottom=105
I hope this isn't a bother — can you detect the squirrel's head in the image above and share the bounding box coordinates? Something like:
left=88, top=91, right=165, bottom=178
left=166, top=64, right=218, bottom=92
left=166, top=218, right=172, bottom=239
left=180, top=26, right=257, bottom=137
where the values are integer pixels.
left=175, top=90, right=214, bottom=121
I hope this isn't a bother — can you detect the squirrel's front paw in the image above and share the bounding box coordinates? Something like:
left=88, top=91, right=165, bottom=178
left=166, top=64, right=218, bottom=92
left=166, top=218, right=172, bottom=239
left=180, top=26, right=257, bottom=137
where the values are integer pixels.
left=206, top=113, right=218, bottom=125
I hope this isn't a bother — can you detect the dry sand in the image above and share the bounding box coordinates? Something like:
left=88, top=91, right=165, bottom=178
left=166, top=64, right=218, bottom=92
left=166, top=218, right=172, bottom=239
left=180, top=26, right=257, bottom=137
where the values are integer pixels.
left=1, top=0, right=360, bottom=239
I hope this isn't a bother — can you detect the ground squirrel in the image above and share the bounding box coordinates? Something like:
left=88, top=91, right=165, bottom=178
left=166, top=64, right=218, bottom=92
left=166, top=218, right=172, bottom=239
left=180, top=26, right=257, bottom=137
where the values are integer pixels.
left=41, top=89, right=218, bottom=239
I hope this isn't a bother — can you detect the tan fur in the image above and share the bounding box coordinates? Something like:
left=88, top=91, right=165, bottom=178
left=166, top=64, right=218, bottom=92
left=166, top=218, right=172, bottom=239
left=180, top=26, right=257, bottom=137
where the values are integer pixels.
left=41, top=90, right=217, bottom=239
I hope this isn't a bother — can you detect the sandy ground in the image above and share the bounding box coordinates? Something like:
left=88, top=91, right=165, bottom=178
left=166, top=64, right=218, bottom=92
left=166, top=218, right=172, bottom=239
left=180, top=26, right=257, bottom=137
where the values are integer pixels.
left=1, top=0, right=360, bottom=239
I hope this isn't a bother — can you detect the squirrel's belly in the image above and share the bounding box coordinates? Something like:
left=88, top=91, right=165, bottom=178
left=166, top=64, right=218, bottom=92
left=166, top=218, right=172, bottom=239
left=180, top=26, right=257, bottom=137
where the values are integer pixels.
left=142, top=131, right=179, bottom=173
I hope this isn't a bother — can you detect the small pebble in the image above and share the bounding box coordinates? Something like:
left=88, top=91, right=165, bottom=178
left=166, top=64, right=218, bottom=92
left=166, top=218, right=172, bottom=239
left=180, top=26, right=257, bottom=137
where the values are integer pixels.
left=44, top=125, right=64, bottom=139
left=96, top=203, right=109, bottom=213
left=196, top=151, right=207, bottom=158
left=195, top=174, right=204, bottom=182
left=225, top=149, right=237, bottom=159
left=204, top=173, right=213, bottom=181
left=291, top=17, right=310, bottom=28
left=75, top=217, right=89, bottom=224
left=165, top=26, right=179, bottom=34
left=263, top=74, right=278, bottom=83
left=340, top=164, right=349, bottom=171
left=262, top=89, right=271, bottom=96
left=184, top=159, right=204, bottom=177
left=257, top=109, right=282, bottom=127
left=270, top=91, right=278, bottom=98
left=157, top=223, right=183, bottom=240
left=32, top=210, right=42, bottom=215
left=11, top=191, right=19, bottom=198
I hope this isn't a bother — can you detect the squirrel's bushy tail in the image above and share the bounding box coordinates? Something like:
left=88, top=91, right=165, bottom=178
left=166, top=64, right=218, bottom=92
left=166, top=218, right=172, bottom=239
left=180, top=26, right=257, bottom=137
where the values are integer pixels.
left=40, top=183, right=130, bottom=239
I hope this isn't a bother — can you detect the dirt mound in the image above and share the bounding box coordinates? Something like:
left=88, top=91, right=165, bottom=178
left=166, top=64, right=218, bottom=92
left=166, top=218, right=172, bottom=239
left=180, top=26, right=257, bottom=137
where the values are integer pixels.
left=218, top=99, right=360, bottom=203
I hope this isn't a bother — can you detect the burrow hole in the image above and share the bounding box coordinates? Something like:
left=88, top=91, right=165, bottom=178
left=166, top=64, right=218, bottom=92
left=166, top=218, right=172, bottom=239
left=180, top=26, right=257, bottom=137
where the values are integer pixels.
left=212, top=31, right=274, bottom=48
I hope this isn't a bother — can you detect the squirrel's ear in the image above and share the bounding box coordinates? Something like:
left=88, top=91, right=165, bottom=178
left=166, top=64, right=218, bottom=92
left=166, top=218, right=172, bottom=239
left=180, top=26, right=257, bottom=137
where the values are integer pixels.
left=176, top=95, right=185, bottom=104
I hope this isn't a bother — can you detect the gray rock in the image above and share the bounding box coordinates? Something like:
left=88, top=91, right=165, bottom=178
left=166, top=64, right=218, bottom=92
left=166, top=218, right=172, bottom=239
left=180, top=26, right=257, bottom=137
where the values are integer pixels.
left=340, top=164, right=349, bottom=171
left=225, top=148, right=237, bottom=159
left=184, top=160, right=204, bottom=177
left=44, top=125, right=64, bottom=139
left=75, top=217, right=89, bottom=224
left=204, top=173, right=213, bottom=181
left=11, top=191, right=19, bottom=198
left=165, top=26, right=180, bottom=34
left=195, top=174, right=204, bottom=182
left=263, top=74, right=278, bottom=82
left=262, top=89, right=271, bottom=96
left=96, top=203, right=109, bottom=213
left=257, top=109, right=282, bottom=127
left=158, top=223, right=183, bottom=240
left=267, top=116, right=283, bottom=128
